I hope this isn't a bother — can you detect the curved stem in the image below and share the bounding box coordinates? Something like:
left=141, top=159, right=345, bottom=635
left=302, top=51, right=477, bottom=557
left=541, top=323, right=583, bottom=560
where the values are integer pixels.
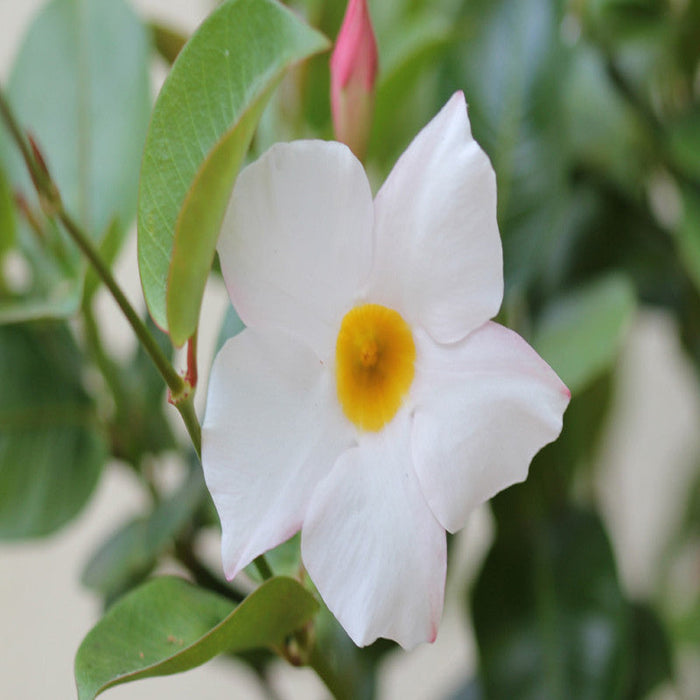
left=82, top=298, right=129, bottom=415
left=254, top=555, right=274, bottom=581
left=59, top=209, right=186, bottom=396
left=176, top=393, right=202, bottom=459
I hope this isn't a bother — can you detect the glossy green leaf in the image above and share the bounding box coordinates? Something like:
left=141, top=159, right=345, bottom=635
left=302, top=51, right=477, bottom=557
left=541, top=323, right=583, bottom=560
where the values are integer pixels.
left=0, top=0, right=150, bottom=322
left=667, top=111, right=700, bottom=182
left=369, top=11, right=453, bottom=166
left=563, top=47, right=651, bottom=194
left=75, top=575, right=319, bottom=699
left=625, top=602, right=673, bottom=698
left=447, top=0, right=572, bottom=291
left=0, top=165, right=15, bottom=257
left=137, top=0, right=329, bottom=346
left=0, top=323, right=106, bottom=538
left=677, top=188, right=700, bottom=294
left=532, top=273, right=636, bottom=394
left=472, top=508, right=630, bottom=699
left=81, top=468, right=206, bottom=601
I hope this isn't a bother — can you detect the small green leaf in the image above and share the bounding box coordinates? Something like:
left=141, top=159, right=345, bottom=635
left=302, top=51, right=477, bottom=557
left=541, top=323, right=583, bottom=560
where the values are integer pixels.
left=0, top=323, right=106, bottom=538
left=75, top=576, right=319, bottom=699
left=532, top=273, right=636, bottom=394
left=82, top=218, right=122, bottom=304
left=668, top=115, right=700, bottom=183
left=0, top=165, right=15, bottom=257
left=137, top=0, right=329, bottom=346
left=676, top=187, right=700, bottom=294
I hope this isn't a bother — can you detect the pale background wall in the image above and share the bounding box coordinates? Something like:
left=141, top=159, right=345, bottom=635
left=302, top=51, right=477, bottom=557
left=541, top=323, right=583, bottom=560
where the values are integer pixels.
left=0, top=1, right=698, bottom=698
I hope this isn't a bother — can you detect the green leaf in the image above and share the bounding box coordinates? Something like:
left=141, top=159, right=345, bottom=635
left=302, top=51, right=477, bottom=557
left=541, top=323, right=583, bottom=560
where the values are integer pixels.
left=625, top=602, right=673, bottom=698
left=5, top=0, right=150, bottom=235
left=532, top=273, right=636, bottom=394
left=81, top=467, right=206, bottom=601
left=447, top=0, right=573, bottom=291
left=676, top=187, right=700, bottom=294
left=0, top=323, right=106, bottom=538
left=0, top=165, right=15, bottom=258
left=369, top=11, right=453, bottom=167
left=472, top=508, right=631, bottom=699
left=75, top=575, right=319, bottom=699
left=667, top=110, right=700, bottom=183
left=562, top=47, right=651, bottom=194
left=137, top=0, right=329, bottom=346
left=0, top=0, right=150, bottom=323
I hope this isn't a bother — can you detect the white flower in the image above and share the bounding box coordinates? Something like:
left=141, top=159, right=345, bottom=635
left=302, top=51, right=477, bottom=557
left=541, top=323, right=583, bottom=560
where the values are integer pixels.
left=202, top=92, right=570, bottom=649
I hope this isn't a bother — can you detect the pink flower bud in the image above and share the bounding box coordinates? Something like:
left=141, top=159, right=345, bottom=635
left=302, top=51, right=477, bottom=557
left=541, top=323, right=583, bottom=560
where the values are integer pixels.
left=330, top=0, right=378, bottom=161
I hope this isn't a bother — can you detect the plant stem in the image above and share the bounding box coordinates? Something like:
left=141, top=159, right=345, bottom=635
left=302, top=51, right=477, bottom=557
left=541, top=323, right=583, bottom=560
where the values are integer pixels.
left=308, top=644, right=353, bottom=700
left=82, top=298, right=129, bottom=415
left=174, top=539, right=244, bottom=604
left=59, top=209, right=186, bottom=393
left=177, top=392, right=202, bottom=457
left=254, top=555, right=274, bottom=580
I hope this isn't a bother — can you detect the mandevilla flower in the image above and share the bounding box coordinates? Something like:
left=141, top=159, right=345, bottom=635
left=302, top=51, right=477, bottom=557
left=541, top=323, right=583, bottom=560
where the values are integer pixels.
left=202, top=92, right=570, bottom=649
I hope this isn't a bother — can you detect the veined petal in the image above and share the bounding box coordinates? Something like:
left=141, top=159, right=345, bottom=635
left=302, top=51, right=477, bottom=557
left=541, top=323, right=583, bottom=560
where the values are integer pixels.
left=411, top=322, right=570, bottom=533
left=218, top=141, right=374, bottom=360
left=302, top=413, right=446, bottom=649
left=202, top=328, right=351, bottom=579
left=369, top=92, right=502, bottom=343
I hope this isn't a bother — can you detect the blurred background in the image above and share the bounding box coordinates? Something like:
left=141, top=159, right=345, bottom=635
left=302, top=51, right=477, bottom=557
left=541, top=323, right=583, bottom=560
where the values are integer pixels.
left=1, top=0, right=700, bottom=698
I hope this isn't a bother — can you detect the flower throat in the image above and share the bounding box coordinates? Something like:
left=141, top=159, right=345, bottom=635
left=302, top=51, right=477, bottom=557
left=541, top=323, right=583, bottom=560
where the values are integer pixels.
left=335, top=303, right=415, bottom=431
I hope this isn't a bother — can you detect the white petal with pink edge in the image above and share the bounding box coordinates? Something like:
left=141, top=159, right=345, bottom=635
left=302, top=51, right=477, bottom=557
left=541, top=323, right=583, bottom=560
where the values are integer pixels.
left=410, top=322, right=570, bottom=533
left=202, top=327, right=352, bottom=579
left=369, top=91, right=502, bottom=344
left=301, top=412, right=446, bottom=649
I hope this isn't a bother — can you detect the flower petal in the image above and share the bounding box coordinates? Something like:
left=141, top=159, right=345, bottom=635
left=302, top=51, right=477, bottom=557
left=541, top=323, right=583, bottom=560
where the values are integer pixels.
left=218, top=140, right=374, bottom=360
left=369, top=91, right=502, bottom=343
left=202, top=327, right=351, bottom=579
left=301, top=412, right=446, bottom=649
left=411, top=322, right=570, bottom=533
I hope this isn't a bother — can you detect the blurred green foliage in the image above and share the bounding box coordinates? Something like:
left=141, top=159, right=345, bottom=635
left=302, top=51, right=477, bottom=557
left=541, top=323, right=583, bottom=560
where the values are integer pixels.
left=1, top=0, right=699, bottom=697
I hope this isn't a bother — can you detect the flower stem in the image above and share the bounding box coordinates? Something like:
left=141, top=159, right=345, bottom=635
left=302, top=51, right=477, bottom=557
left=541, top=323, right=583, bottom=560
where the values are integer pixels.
left=61, top=210, right=185, bottom=390
left=308, top=644, right=353, bottom=700
left=254, top=555, right=274, bottom=580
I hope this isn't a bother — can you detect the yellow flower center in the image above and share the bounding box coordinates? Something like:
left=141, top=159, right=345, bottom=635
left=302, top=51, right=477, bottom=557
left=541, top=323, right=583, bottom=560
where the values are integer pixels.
left=335, top=304, right=415, bottom=431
